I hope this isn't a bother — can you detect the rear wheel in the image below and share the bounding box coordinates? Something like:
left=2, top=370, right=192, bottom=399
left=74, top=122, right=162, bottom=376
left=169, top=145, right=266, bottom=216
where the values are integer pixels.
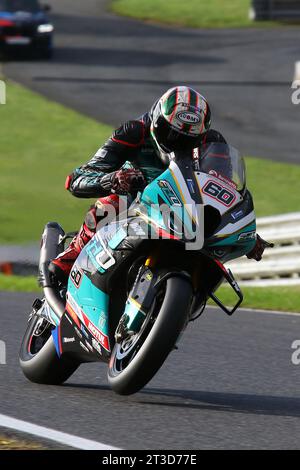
left=19, top=303, right=79, bottom=385
left=108, top=276, right=192, bottom=395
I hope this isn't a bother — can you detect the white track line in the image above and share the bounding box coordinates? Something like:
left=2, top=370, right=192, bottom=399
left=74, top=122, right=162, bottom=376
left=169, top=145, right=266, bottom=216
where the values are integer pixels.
left=237, top=307, right=300, bottom=317
left=0, top=414, right=120, bottom=450
left=208, top=305, right=300, bottom=317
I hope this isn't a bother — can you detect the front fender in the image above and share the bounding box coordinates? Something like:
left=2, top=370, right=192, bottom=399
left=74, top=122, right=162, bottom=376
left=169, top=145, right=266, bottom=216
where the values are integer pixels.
left=123, top=266, right=192, bottom=333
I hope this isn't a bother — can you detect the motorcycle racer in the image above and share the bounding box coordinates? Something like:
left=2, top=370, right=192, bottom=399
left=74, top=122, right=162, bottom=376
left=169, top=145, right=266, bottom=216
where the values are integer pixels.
left=49, top=86, right=266, bottom=283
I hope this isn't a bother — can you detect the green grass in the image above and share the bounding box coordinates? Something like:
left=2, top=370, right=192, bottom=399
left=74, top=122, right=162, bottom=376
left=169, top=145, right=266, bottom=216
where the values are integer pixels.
left=1, top=80, right=300, bottom=246
left=0, top=81, right=112, bottom=244
left=245, top=157, right=300, bottom=217
left=210, top=285, right=300, bottom=313
left=1, top=275, right=299, bottom=312
left=111, top=0, right=281, bottom=29
left=0, top=274, right=39, bottom=292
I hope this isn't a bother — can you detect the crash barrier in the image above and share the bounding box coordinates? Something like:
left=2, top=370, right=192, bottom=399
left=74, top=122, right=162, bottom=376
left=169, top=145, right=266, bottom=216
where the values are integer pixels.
left=0, top=261, right=37, bottom=276
left=0, top=243, right=39, bottom=276
left=251, top=0, right=300, bottom=20
left=227, top=213, right=300, bottom=286
left=1, top=213, right=300, bottom=285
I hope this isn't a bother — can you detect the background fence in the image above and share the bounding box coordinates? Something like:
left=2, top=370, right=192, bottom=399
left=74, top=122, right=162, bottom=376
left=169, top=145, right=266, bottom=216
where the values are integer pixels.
left=1, top=213, right=300, bottom=286
left=227, top=212, right=300, bottom=286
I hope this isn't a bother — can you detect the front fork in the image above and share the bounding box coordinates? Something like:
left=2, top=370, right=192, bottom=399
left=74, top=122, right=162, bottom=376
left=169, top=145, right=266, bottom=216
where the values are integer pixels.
left=115, top=264, right=157, bottom=342
left=115, top=253, right=192, bottom=343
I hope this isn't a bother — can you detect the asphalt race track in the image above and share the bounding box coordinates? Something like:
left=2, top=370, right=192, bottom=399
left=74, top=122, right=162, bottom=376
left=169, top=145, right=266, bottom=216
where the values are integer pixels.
left=3, top=0, right=300, bottom=163
left=1, top=292, right=300, bottom=450
left=1, top=0, right=300, bottom=450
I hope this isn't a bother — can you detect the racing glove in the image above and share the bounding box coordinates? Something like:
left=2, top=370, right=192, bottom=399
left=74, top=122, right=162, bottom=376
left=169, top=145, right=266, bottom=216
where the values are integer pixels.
left=111, top=169, right=146, bottom=195
left=246, top=234, right=274, bottom=262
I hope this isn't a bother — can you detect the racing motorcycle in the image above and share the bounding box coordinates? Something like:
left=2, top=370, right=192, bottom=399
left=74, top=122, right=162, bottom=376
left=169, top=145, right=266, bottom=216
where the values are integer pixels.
left=20, top=143, right=260, bottom=395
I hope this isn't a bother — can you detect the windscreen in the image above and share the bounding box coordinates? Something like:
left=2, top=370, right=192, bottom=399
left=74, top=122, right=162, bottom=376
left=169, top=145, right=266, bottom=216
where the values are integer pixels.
left=199, top=143, right=246, bottom=192
left=0, top=0, right=40, bottom=12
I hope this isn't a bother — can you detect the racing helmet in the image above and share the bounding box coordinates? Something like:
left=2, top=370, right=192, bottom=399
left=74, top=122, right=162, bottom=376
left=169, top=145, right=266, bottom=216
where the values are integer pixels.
left=150, top=86, right=211, bottom=159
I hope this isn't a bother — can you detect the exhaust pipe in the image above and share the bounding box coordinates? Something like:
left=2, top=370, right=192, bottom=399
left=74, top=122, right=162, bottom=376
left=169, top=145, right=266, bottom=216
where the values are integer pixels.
left=39, top=222, right=66, bottom=319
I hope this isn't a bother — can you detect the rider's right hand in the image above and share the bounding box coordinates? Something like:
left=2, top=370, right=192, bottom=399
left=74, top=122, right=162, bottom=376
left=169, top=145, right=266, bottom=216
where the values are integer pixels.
left=112, top=169, right=146, bottom=194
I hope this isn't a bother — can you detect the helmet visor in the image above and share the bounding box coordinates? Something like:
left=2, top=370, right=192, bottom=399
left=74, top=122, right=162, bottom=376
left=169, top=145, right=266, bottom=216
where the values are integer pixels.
left=153, top=116, right=201, bottom=153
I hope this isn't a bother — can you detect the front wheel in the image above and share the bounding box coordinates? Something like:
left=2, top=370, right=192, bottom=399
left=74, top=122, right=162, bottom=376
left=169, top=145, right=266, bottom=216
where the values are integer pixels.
left=19, top=305, right=79, bottom=385
left=107, top=276, right=192, bottom=395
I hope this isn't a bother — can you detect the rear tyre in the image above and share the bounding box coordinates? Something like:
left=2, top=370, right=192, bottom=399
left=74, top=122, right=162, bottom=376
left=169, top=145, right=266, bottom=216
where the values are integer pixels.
left=19, top=309, right=79, bottom=385
left=108, top=276, right=192, bottom=395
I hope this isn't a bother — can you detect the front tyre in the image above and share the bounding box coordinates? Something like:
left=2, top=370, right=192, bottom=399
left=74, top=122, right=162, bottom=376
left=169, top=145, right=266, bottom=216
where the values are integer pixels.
left=19, top=309, right=79, bottom=385
left=108, top=276, right=192, bottom=395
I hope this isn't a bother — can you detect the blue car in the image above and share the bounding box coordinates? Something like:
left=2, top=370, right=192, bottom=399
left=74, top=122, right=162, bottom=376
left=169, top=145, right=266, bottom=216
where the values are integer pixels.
left=0, top=0, right=54, bottom=58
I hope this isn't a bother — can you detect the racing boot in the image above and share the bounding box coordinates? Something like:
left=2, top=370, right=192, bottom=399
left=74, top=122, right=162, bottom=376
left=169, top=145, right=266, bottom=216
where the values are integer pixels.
left=49, top=222, right=94, bottom=284
left=49, top=194, right=121, bottom=284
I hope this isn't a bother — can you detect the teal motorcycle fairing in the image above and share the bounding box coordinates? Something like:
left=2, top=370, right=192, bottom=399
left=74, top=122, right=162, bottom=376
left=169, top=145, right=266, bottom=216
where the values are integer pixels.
left=52, top=143, right=256, bottom=362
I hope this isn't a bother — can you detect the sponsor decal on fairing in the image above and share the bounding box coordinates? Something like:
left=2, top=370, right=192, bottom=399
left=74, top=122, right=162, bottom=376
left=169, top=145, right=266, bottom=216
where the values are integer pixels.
left=63, top=337, right=76, bottom=344
left=92, top=338, right=102, bottom=356
left=65, top=293, right=110, bottom=351
left=86, top=320, right=110, bottom=352
left=79, top=341, right=90, bottom=353
left=238, top=231, right=256, bottom=241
